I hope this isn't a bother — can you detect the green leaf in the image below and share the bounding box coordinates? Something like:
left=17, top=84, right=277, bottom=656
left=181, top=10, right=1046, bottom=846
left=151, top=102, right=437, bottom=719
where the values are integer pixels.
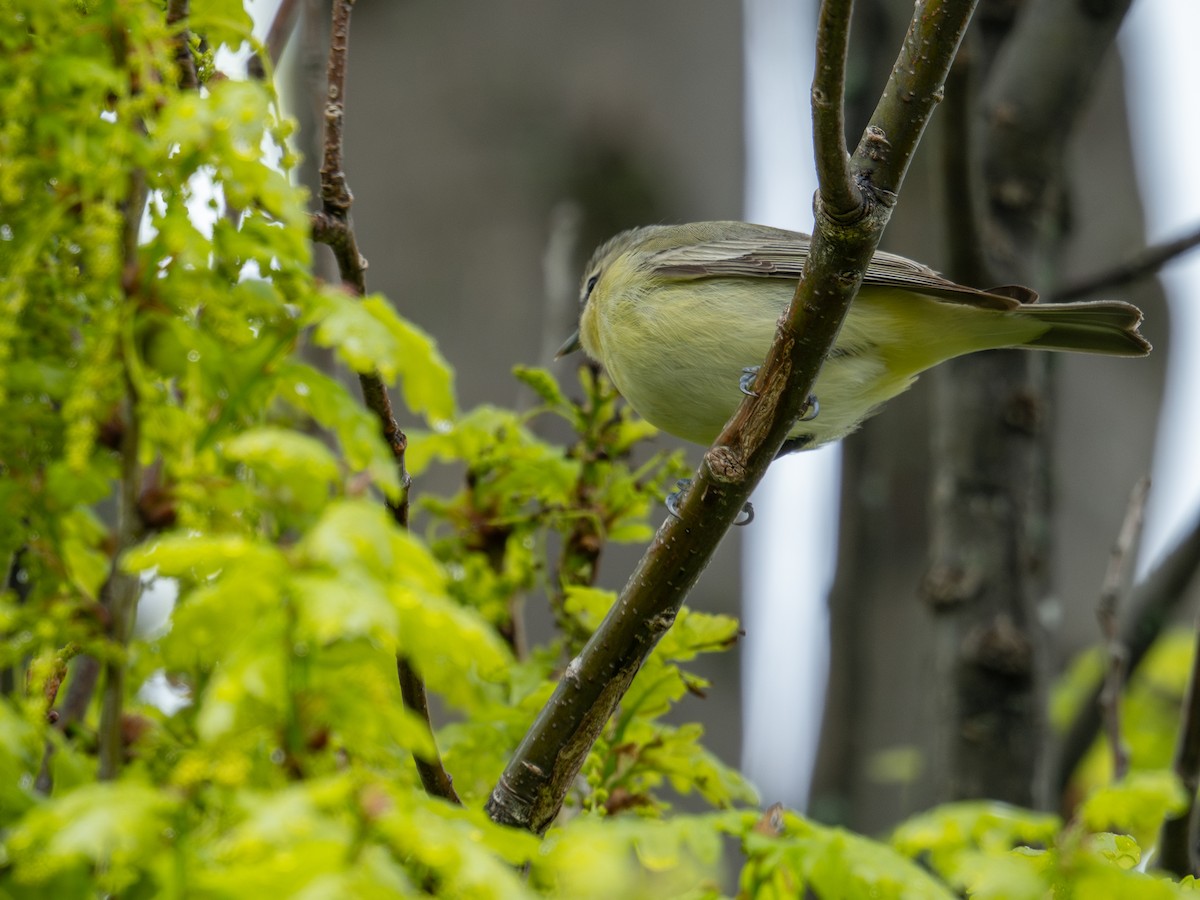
left=308, top=290, right=456, bottom=425
left=289, top=570, right=398, bottom=648
left=6, top=781, right=178, bottom=890
left=740, top=812, right=956, bottom=900
left=162, top=564, right=282, bottom=672
left=1079, top=770, right=1187, bottom=844
left=225, top=426, right=341, bottom=514
left=362, top=296, right=456, bottom=425
left=562, top=586, right=616, bottom=632
left=186, top=0, right=256, bottom=51
left=0, top=699, right=42, bottom=825
left=124, top=533, right=288, bottom=580
left=298, top=499, right=439, bottom=587
left=532, top=813, right=728, bottom=899
left=274, top=361, right=401, bottom=500
left=513, top=364, right=570, bottom=411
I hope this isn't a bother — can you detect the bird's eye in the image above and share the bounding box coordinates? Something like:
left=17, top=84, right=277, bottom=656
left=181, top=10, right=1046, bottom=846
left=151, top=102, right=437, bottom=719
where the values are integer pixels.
left=584, top=273, right=599, bottom=300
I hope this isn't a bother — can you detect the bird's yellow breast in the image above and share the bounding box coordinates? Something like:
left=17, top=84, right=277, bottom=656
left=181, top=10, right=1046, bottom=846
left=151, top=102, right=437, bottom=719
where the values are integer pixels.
left=579, top=269, right=1038, bottom=448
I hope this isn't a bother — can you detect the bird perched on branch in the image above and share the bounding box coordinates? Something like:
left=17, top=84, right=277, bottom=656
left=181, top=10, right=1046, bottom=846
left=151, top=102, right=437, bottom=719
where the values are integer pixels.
left=559, top=221, right=1150, bottom=455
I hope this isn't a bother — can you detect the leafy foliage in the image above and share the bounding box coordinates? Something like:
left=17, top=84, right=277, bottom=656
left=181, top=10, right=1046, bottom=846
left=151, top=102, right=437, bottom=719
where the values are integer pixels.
left=2, top=2, right=1200, bottom=898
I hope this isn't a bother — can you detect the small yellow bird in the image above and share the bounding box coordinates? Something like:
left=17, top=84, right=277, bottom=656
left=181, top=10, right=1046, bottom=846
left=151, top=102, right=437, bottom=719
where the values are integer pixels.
left=559, top=221, right=1150, bottom=453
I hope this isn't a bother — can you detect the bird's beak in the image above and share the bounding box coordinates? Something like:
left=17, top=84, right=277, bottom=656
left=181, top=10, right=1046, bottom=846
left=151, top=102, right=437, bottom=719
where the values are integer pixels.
left=555, top=330, right=581, bottom=359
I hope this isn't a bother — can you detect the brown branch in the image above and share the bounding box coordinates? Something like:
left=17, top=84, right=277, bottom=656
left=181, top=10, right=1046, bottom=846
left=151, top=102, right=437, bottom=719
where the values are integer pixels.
left=811, top=0, right=859, bottom=219
left=397, top=657, right=461, bottom=802
left=248, top=0, right=304, bottom=82
left=311, top=0, right=456, bottom=805
left=1096, top=477, right=1150, bottom=782
left=319, top=1, right=355, bottom=222
left=166, top=0, right=199, bottom=91
left=1052, top=222, right=1200, bottom=302
left=926, top=0, right=1136, bottom=809
left=1161, top=614, right=1200, bottom=876
left=99, top=200, right=148, bottom=780
left=267, top=0, right=303, bottom=69
left=978, top=0, right=1135, bottom=267
left=93, top=21, right=150, bottom=779
left=1057, top=511, right=1200, bottom=797
left=485, top=0, right=978, bottom=835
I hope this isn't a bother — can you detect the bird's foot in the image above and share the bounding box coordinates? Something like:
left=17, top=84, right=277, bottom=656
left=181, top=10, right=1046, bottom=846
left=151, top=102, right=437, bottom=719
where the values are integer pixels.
left=665, top=478, right=754, bottom=526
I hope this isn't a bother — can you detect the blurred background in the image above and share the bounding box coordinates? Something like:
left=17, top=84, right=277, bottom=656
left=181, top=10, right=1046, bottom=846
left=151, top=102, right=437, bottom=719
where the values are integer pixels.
left=259, top=0, right=1197, bottom=835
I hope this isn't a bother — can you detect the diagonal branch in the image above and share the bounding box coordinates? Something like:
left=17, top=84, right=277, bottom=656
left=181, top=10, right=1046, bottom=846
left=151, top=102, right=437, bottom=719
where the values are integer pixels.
left=1057, top=512, right=1200, bottom=797
left=485, top=0, right=978, bottom=835
left=1052, top=221, right=1200, bottom=302
left=1096, top=477, right=1150, bottom=782
left=311, top=0, right=457, bottom=805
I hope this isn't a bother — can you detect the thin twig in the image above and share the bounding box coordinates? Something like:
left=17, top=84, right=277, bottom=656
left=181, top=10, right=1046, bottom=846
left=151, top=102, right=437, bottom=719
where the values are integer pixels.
left=91, top=19, right=150, bottom=781
left=1052, top=221, right=1200, bottom=302
left=98, top=186, right=149, bottom=781
left=266, top=0, right=303, bottom=69
left=1057, top=511, right=1200, bottom=796
left=1096, top=477, right=1150, bottom=782
left=311, top=0, right=457, bottom=805
left=166, top=0, right=200, bottom=91
left=248, top=0, right=303, bottom=80
left=397, top=658, right=460, bottom=802
left=486, top=0, right=979, bottom=836
left=811, top=0, right=859, bottom=219
left=1161, top=614, right=1200, bottom=876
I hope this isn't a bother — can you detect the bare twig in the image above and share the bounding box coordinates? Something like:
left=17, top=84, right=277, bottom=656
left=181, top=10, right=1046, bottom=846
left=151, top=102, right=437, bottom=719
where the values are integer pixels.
left=1096, top=477, right=1150, bottom=782
left=88, top=19, right=151, bottom=780
left=266, top=0, right=303, bottom=69
left=485, top=0, right=978, bottom=835
left=311, top=0, right=457, bottom=805
left=1161, top=614, right=1200, bottom=876
left=1052, top=222, right=1200, bottom=302
left=1057, top=511, right=1200, bottom=796
left=166, top=0, right=199, bottom=90
left=247, top=0, right=303, bottom=81
left=397, top=658, right=460, bottom=803
left=811, top=0, right=859, bottom=219
left=98, top=172, right=149, bottom=780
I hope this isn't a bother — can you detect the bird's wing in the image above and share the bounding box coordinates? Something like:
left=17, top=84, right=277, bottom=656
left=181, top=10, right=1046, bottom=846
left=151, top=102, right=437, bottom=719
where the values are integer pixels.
left=645, top=235, right=1038, bottom=311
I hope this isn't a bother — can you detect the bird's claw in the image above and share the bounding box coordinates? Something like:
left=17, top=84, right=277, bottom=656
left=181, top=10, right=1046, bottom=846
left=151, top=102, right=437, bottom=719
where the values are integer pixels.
left=800, top=393, right=819, bottom=421
left=739, top=366, right=760, bottom=397
left=665, top=478, right=755, bottom=526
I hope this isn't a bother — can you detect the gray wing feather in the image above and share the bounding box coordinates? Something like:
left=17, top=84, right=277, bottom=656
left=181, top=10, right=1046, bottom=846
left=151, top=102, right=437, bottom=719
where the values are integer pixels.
left=645, top=231, right=1038, bottom=310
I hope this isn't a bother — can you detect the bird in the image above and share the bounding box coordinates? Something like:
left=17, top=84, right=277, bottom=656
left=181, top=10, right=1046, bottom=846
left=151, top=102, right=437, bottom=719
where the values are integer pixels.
left=558, top=221, right=1150, bottom=455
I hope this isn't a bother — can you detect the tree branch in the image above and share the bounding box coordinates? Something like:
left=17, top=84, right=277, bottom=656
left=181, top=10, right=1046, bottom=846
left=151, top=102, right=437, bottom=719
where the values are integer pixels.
left=485, top=0, right=978, bottom=835
left=926, top=0, right=1136, bottom=808
left=166, top=0, right=199, bottom=91
left=266, top=0, right=303, bottom=70
left=98, top=159, right=149, bottom=780
left=248, top=0, right=304, bottom=81
left=1096, top=477, right=1150, bottom=782
left=311, top=0, right=456, bottom=805
left=979, top=0, right=1134, bottom=267
left=1056, top=511, right=1200, bottom=797
left=397, top=657, right=460, bottom=803
left=1052, top=221, right=1200, bottom=302
left=811, top=0, right=858, bottom=218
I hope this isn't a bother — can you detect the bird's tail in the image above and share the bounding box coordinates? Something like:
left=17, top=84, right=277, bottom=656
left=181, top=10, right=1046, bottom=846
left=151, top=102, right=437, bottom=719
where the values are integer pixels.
left=1017, top=301, right=1150, bottom=357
